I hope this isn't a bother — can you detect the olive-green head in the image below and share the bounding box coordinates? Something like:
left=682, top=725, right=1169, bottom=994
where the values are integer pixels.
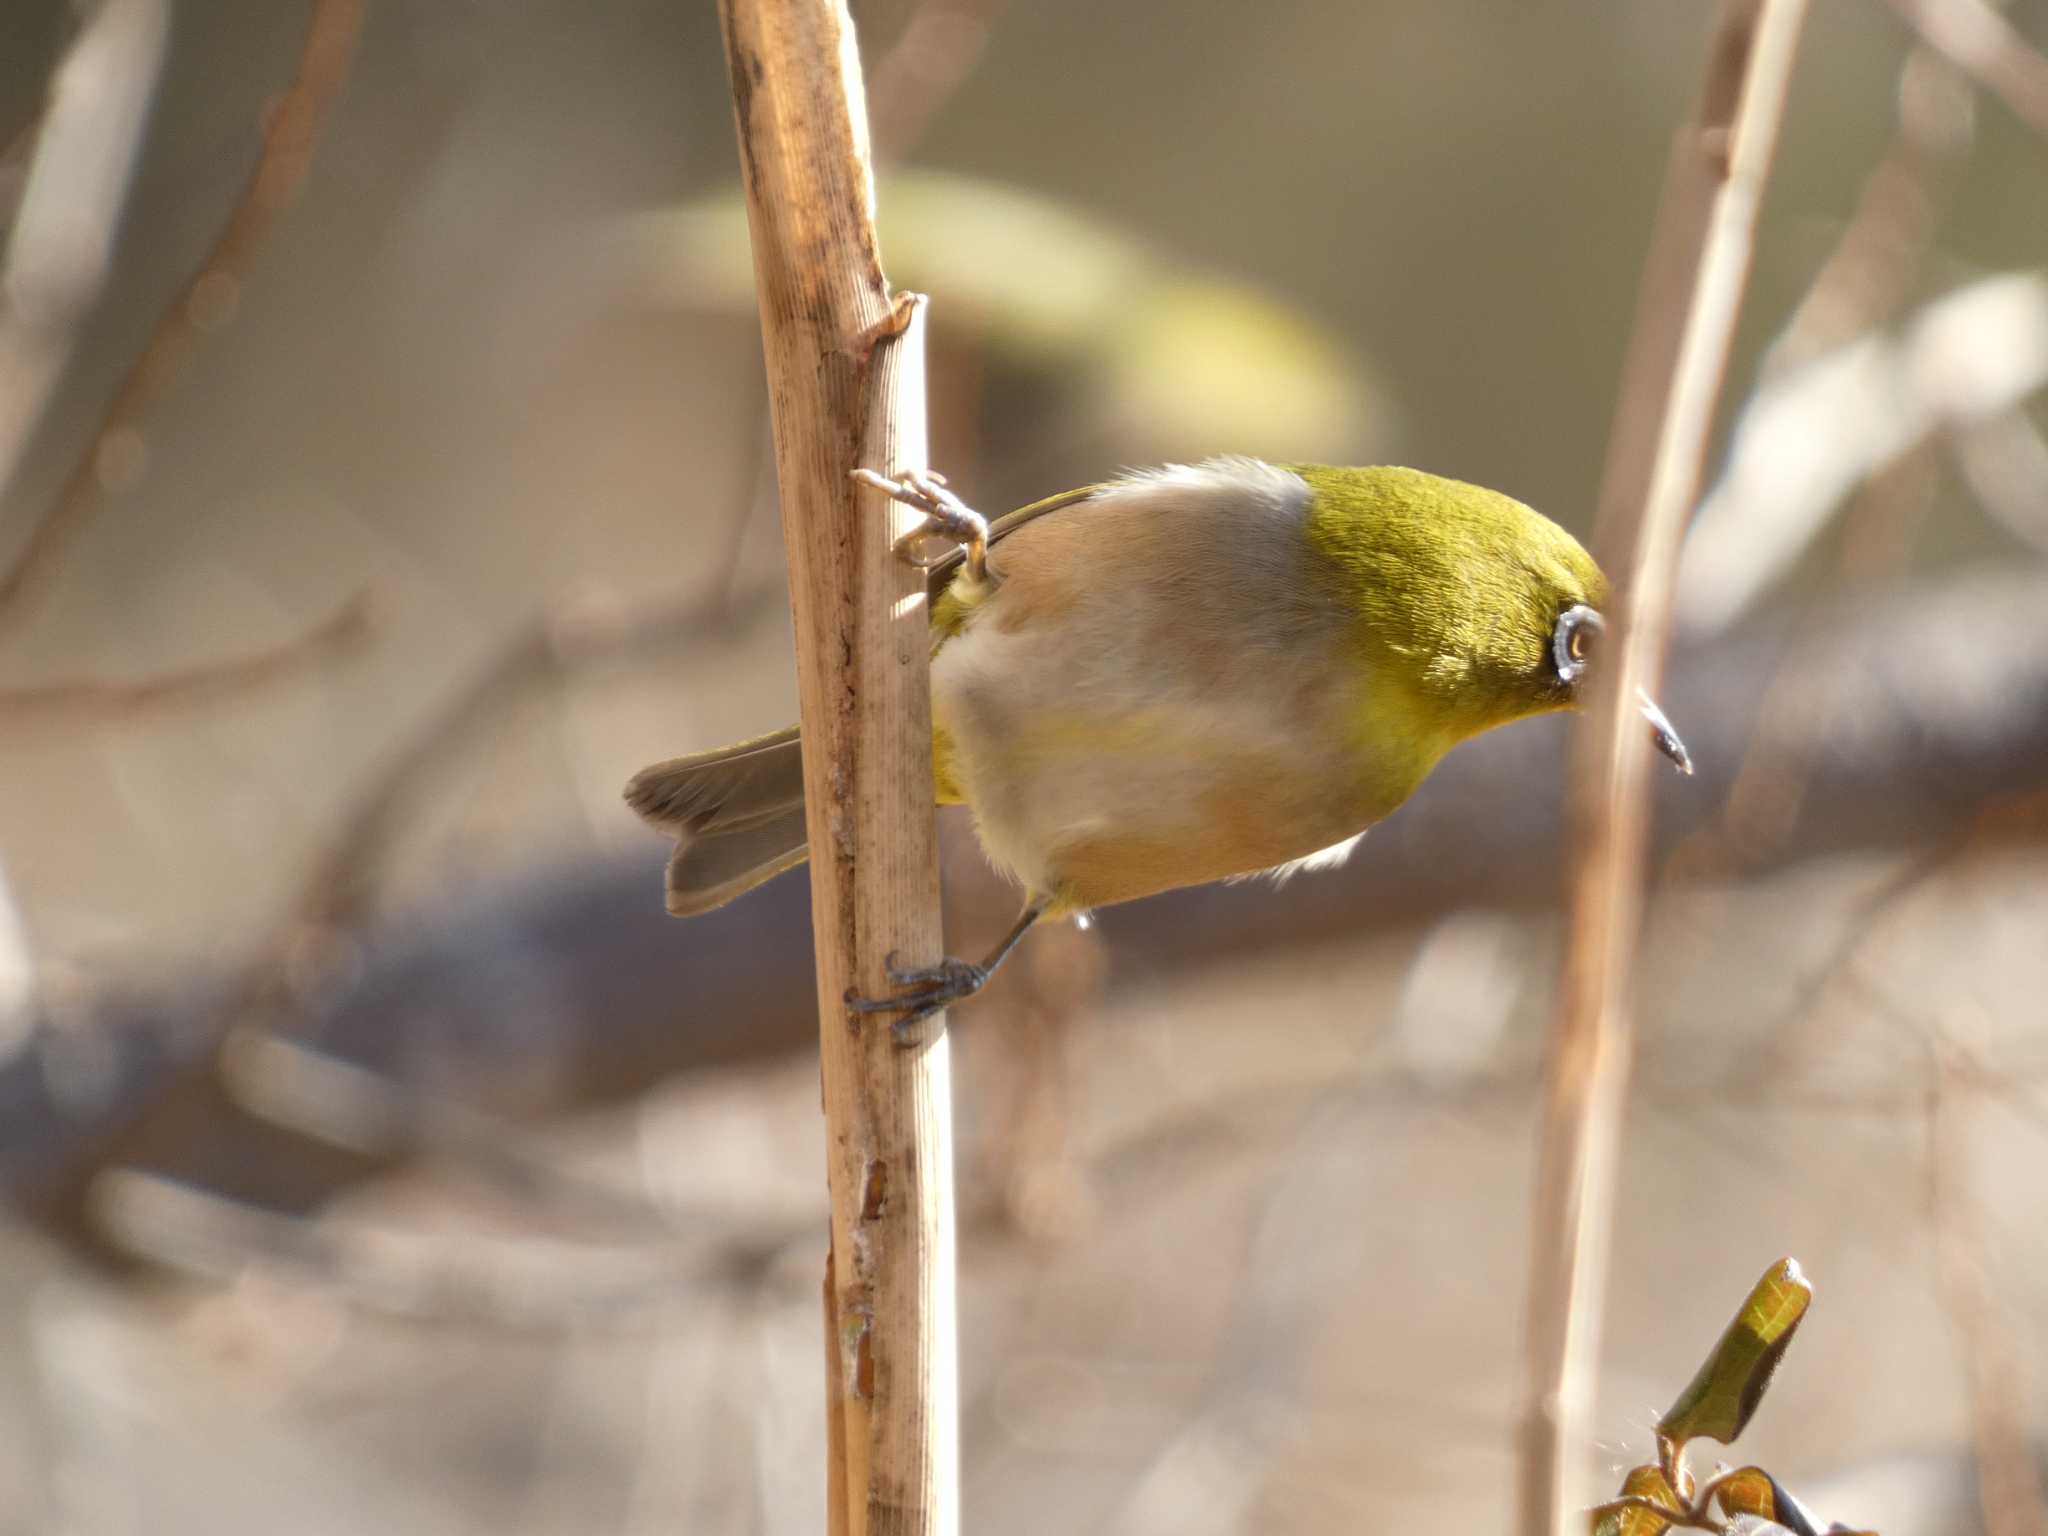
left=1295, top=464, right=1690, bottom=778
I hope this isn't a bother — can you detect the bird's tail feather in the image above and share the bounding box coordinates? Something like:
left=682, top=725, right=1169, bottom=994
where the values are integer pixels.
left=623, top=726, right=810, bottom=915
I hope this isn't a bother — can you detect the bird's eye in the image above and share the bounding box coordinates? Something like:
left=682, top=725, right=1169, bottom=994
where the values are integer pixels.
left=1553, top=605, right=1604, bottom=684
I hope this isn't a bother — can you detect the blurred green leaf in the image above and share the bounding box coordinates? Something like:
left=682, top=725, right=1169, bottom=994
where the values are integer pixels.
left=618, top=173, right=1391, bottom=464
left=1658, top=1258, right=1812, bottom=1449
left=1590, top=1464, right=1682, bottom=1536
left=1089, top=274, right=1379, bottom=463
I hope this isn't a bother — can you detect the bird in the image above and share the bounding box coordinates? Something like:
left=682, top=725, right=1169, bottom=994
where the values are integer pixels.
left=625, top=457, right=1691, bottom=1036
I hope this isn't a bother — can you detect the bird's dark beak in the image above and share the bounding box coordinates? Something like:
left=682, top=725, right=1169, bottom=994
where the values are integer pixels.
left=1637, top=689, right=1693, bottom=775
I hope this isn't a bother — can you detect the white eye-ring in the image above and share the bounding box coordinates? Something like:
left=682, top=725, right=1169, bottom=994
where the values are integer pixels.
left=1553, top=604, right=1604, bottom=683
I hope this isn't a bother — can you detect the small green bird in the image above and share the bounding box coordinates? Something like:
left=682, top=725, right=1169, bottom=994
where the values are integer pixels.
left=627, top=458, right=1690, bottom=1032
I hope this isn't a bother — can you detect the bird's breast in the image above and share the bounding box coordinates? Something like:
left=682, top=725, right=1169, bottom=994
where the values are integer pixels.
left=927, top=462, right=1399, bottom=909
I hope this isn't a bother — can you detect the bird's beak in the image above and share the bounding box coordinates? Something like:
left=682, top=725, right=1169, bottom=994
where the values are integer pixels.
left=1637, top=688, right=1693, bottom=775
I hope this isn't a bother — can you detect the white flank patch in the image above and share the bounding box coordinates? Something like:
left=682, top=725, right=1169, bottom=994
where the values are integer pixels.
left=1258, top=831, right=1367, bottom=885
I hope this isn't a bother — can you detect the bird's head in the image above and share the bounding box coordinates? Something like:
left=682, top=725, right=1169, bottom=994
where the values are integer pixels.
left=1297, top=464, right=1692, bottom=783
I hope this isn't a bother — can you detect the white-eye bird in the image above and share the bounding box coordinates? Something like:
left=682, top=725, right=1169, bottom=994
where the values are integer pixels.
left=626, top=458, right=1690, bottom=1032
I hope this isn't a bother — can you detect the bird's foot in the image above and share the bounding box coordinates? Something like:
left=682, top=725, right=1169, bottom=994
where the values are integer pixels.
left=851, top=466, right=992, bottom=585
left=846, top=952, right=992, bottom=1047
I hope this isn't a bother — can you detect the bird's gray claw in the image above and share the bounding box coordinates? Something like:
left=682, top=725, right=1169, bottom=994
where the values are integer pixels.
left=844, top=952, right=993, bottom=1047
left=885, top=953, right=987, bottom=993
left=889, top=1006, right=944, bottom=1048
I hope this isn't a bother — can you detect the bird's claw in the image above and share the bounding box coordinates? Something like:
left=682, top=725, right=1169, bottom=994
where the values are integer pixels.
left=845, top=951, right=992, bottom=1047
left=851, top=467, right=992, bottom=582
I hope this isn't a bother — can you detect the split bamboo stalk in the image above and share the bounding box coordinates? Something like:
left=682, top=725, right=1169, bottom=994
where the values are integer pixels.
left=713, top=4, right=956, bottom=1534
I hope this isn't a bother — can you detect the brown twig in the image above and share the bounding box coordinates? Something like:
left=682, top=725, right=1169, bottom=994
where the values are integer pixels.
left=14, top=554, right=2046, bottom=1262
left=1671, top=19, right=1994, bottom=646
left=865, top=0, right=1011, bottom=158
left=1949, top=408, right=2048, bottom=553
left=825, top=1251, right=853, bottom=1536
left=0, top=97, right=49, bottom=239
left=1770, top=46, right=1973, bottom=373
left=0, top=594, right=370, bottom=729
left=1089, top=1085, right=1386, bottom=1536
left=217, top=1029, right=706, bottom=1239
left=1682, top=442, right=1942, bottom=873
left=1659, top=789, right=2048, bottom=1127
left=1676, top=266, right=2048, bottom=635
left=20, top=579, right=780, bottom=1257
left=0, top=98, right=45, bottom=170
left=261, top=579, right=774, bottom=942
left=1929, top=1042, right=2048, bottom=1536
left=1684, top=785, right=2048, bottom=1112
left=1517, top=4, right=1809, bottom=1533
left=0, top=0, right=170, bottom=505
left=706, top=0, right=1010, bottom=710
left=88, top=1165, right=782, bottom=1330
left=716, top=4, right=953, bottom=1534
left=0, top=0, right=364, bottom=639
left=1878, top=0, right=2048, bottom=149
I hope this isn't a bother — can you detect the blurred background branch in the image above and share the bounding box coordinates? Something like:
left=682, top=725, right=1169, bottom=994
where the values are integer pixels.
left=1879, top=0, right=2048, bottom=146
left=0, top=1, right=2044, bottom=1533
left=0, top=0, right=166, bottom=515
left=0, top=592, right=368, bottom=728
left=1522, top=5, right=1808, bottom=1530
left=1930, top=1032, right=2048, bottom=1536
left=8, top=560, right=2048, bottom=1240
left=0, top=0, right=363, bottom=636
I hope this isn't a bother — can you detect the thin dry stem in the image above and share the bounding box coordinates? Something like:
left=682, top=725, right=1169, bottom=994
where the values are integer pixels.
left=826, top=1252, right=852, bottom=1536
left=865, top=0, right=1011, bottom=157
left=0, top=0, right=168, bottom=507
left=219, top=1030, right=696, bottom=1238
left=1879, top=0, right=2048, bottom=148
left=713, top=3, right=954, bottom=1533
left=1689, top=444, right=1941, bottom=869
left=20, top=581, right=778, bottom=1257
left=86, top=1165, right=761, bottom=1329
left=0, top=0, right=364, bottom=638
left=1931, top=1036, right=2048, bottom=1536
left=1770, top=47, right=1972, bottom=372
left=0, top=594, right=369, bottom=728
left=1517, top=4, right=1809, bottom=1532
left=1950, top=409, right=2048, bottom=552
left=282, top=584, right=780, bottom=938
left=0, top=101, right=43, bottom=188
